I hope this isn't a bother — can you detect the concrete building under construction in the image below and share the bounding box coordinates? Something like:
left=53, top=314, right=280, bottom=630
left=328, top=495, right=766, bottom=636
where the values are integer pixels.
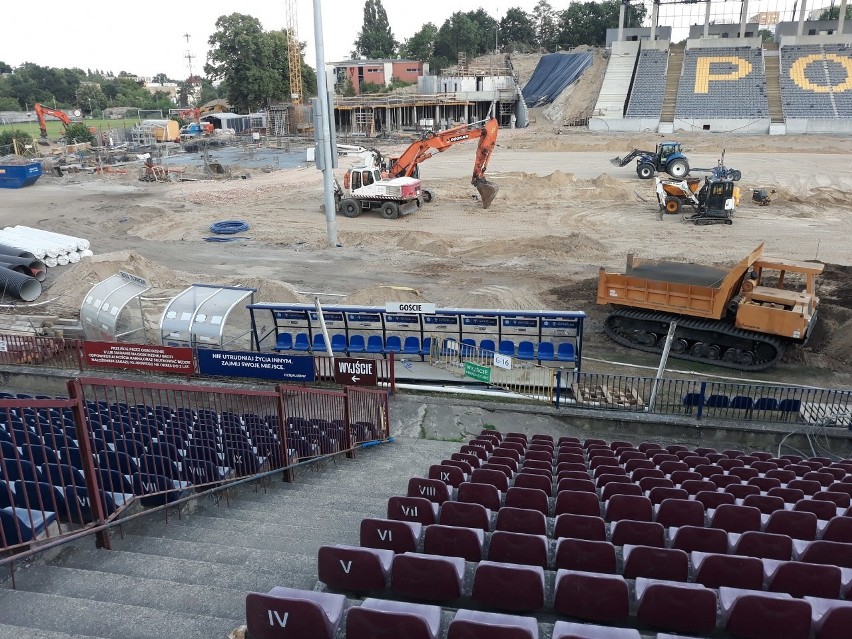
left=330, top=55, right=529, bottom=136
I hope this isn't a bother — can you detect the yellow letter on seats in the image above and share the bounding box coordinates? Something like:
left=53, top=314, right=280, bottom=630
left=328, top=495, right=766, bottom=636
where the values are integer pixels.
left=694, top=56, right=753, bottom=94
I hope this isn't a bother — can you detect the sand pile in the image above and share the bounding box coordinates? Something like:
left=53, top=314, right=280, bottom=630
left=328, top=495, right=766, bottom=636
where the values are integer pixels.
left=343, top=285, right=428, bottom=306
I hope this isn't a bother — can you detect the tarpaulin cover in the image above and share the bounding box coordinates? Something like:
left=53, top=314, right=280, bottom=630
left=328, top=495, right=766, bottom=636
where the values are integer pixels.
left=522, top=52, right=594, bottom=107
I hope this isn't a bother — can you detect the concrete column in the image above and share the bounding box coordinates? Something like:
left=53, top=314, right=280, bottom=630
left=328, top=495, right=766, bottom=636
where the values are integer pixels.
left=413, top=105, right=417, bottom=129
left=740, top=0, right=749, bottom=38
left=797, top=0, right=808, bottom=36
left=618, top=1, right=626, bottom=43
left=464, top=103, right=469, bottom=123
left=704, top=0, right=712, bottom=38
left=840, top=0, right=848, bottom=35
left=650, top=1, right=659, bottom=41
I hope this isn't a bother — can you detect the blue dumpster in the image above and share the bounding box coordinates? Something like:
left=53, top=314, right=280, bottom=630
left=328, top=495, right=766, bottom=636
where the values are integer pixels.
left=0, top=162, right=43, bottom=189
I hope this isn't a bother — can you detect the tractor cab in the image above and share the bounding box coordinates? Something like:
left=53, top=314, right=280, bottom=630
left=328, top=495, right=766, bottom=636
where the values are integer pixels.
left=656, top=142, right=682, bottom=165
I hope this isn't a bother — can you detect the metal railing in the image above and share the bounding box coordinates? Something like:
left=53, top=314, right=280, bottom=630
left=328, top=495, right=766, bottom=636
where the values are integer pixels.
left=560, top=372, right=852, bottom=427
left=1, top=377, right=391, bottom=565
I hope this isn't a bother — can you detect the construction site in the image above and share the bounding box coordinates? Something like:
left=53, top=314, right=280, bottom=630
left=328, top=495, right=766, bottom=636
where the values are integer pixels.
left=2, top=2, right=852, bottom=639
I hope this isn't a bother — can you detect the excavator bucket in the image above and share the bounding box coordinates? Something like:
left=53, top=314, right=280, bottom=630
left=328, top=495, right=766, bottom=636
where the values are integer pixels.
left=609, top=156, right=623, bottom=166
left=475, top=179, right=499, bottom=209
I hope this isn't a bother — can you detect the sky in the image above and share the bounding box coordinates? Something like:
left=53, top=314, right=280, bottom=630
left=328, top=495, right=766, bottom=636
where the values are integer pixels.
left=1, top=1, right=547, bottom=80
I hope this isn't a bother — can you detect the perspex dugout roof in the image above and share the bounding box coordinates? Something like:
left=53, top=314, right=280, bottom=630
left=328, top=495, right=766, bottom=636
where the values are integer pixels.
left=81, top=272, right=150, bottom=342
left=160, top=284, right=255, bottom=348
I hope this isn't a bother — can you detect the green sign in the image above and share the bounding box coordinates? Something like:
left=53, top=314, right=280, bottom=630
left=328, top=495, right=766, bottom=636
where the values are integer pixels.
left=464, top=361, right=492, bottom=383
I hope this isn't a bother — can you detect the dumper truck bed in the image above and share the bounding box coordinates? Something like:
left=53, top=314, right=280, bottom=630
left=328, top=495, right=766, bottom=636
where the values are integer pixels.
left=626, top=261, right=729, bottom=288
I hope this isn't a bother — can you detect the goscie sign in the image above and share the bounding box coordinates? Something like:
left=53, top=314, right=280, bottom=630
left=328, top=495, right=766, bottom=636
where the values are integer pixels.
left=385, top=302, right=436, bottom=314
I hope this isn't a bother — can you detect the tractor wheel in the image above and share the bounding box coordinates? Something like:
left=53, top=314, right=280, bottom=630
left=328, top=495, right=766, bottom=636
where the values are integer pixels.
left=667, top=158, right=690, bottom=178
left=637, top=164, right=654, bottom=179
left=380, top=201, right=400, bottom=220
left=340, top=198, right=360, bottom=218
left=664, top=197, right=682, bottom=214
left=422, top=189, right=434, bottom=203
left=731, top=170, right=742, bottom=182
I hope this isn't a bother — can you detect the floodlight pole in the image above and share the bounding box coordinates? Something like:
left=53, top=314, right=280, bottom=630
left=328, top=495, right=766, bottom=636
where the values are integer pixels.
left=312, top=0, right=339, bottom=247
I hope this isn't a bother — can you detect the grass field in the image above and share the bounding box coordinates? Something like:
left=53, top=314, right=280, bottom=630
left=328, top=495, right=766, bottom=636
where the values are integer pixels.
left=0, top=117, right=156, bottom=138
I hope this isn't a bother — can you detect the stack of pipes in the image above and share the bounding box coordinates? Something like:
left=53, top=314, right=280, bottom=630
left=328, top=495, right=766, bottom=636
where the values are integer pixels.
left=0, top=226, right=92, bottom=302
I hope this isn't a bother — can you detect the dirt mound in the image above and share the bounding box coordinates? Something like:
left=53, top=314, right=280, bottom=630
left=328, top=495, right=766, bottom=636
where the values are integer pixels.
left=806, top=263, right=852, bottom=365
left=455, top=232, right=607, bottom=263
left=343, top=285, right=428, bottom=306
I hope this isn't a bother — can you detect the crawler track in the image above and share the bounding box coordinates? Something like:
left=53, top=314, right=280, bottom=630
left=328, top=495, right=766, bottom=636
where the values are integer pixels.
left=603, top=308, right=785, bottom=372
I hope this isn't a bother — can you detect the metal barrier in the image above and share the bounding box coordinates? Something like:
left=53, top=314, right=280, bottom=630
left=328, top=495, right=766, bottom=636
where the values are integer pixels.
left=562, top=372, right=852, bottom=427
left=430, top=338, right=560, bottom=402
left=0, top=334, right=81, bottom=371
left=1, top=376, right=392, bottom=562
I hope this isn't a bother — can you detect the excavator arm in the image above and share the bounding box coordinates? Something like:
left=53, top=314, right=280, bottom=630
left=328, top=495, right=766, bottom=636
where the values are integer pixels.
left=609, top=148, right=655, bottom=168
left=34, top=103, right=71, bottom=140
left=387, top=117, right=500, bottom=209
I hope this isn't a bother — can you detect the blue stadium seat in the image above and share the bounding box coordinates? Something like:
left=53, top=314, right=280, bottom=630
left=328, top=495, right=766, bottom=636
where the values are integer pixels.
left=385, top=336, right=402, bottom=354
left=731, top=396, right=754, bottom=410
left=273, top=332, right=293, bottom=351
left=754, top=397, right=780, bottom=411
left=402, top=336, right=421, bottom=355
left=537, top=342, right=554, bottom=361
left=312, top=333, right=327, bottom=352
left=460, top=339, right=476, bottom=357
left=706, top=394, right=730, bottom=408
left=516, top=341, right=535, bottom=360
left=479, top=339, right=496, bottom=353
left=1, top=505, right=57, bottom=545
left=555, top=342, right=575, bottom=362
left=292, top=333, right=310, bottom=352
left=366, top=335, right=385, bottom=354
left=498, top=340, right=515, bottom=357
left=330, top=334, right=347, bottom=353
left=348, top=334, right=367, bottom=354
left=420, top=337, right=433, bottom=357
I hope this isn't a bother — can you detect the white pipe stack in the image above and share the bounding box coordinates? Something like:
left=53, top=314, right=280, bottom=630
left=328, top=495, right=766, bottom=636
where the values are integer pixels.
left=0, top=226, right=92, bottom=267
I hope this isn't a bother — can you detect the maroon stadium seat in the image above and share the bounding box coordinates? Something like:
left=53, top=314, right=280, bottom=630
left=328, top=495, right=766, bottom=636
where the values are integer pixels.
left=610, top=519, right=665, bottom=547
left=407, top=477, right=451, bottom=504
left=422, top=524, right=484, bottom=562
left=710, top=504, right=762, bottom=533
left=554, top=537, right=617, bottom=574
left=604, top=494, right=653, bottom=522
left=805, top=596, right=852, bottom=639
left=387, top=496, right=438, bottom=525
left=471, top=468, right=510, bottom=493
left=635, top=577, right=717, bottom=634
left=552, top=621, right=640, bottom=639
left=429, top=464, right=465, bottom=488
left=692, top=550, right=764, bottom=590
left=552, top=569, right=630, bottom=622
left=439, top=500, right=491, bottom=531
left=647, top=487, right=688, bottom=505
left=346, top=598, right=441, bottom=639
left=471, top=560, right=545, bottom=612
left=764, top=509, right=818, bottom=541
left=555, top=490, right=601, bottom=517
left=389, top=552, right=464, bottom=602
left=694, top=490, right=736, bottom=510
left=457, top=481, right=501, bottom=511
left=795, top=539, right=852, bottom=569
left=553, top=513, right=607, bottom=541
left=317, top=544, right=393, bottom=592
left=512, top=472, right=551, bottom=496
left=793, top=498, right=838, bottom=521
left=486, top=530, right=549, bottom=568
left=495, top=506, right=547, bottom=536
left=504, top=486, right=549, bottom=516
left=655, top=498, right=705, bottom=528
left=246, top=586, right=345, bottom=639
left=821, top=516, right=852, bottom=543
left=446, top=608, right=538, bottom=639
left=622, top=544, right=689, bottom=582
left=731, top=530, right=793, bottom=560
left=669, top=525, right=728, bottom=554
left=764, top=558, right=842, bottom=599
left=720, top=587, right=813, bottom=639
left=742, top=494, right=786, bottom=516
left=360, top=518, right=421, bottom=554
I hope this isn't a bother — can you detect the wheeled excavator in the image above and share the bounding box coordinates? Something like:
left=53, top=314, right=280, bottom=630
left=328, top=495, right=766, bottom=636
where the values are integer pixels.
left=597, top=243, right=823, bottom=372
left=333, top=117, right=500, bottom=219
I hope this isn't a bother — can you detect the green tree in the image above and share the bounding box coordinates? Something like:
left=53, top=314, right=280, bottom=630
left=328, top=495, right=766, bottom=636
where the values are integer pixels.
left=0, top=97, right=21, bottom=111
left=64, top=122, right=95, bottom=144
left=206, top=14, right=285, bottom=112
left=359, top=81, right=384, bottom=94
left=532, top=0, right=557, bottom=51
left=465, top=9, right=499, bottom=54
left=0, top=61, right=12, bottom=74
left=432, top=12, right=483, bottom=72
left=152, top=72, right=170, bottom=84
left=818, top=6, right=852, bottom=19
left=400, top=22, right=438, bottom=61
left=501, top=7, right=536, bottom=52
left=353, top=0, right=397, bottom=58
left=77, top=83, right=106, bottom=115
left=555, top=0, right=645, bottom=49
left=758, top=28, right=775, bottom=43
left=0, top=130, right=34, bottom=153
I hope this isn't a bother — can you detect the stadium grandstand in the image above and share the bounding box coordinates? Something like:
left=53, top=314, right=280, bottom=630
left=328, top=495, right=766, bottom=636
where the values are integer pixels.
left=591, top=0, right=852, bottom=133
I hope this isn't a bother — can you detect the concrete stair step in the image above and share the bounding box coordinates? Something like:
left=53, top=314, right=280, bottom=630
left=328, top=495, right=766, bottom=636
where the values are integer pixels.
left=4, top=565, right=247, bottom=622
left=117, top=520, right=345, bottom=559
left=0, top=589, right=239, bottom=639
left=0, top=624, right=110, bottom=639
left=111, top=532, right=318, bottom=576
left=56, top=544, right=315, bottom=594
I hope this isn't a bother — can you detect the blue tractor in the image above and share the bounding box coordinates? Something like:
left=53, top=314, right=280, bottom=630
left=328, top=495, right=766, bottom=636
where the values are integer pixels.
left=610, top=141, right=690, bottom=180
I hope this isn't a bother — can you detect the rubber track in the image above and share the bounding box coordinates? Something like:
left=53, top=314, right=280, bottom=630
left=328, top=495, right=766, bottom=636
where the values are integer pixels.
left=603, top=308, right=785, bottom=372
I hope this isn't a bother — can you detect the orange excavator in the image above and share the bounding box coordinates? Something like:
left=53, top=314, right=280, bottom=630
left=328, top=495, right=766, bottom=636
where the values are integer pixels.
left=384, top=117, right=500, bottom=209
left=34, top=103, right=73, bottom=145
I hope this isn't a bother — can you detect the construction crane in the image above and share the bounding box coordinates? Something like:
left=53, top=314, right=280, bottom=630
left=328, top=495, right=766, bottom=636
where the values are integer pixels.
left=285, top=0, right=303, bottom=104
